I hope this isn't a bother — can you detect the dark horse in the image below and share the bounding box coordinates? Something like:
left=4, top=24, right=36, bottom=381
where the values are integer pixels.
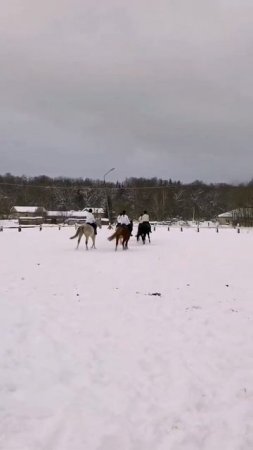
left=108, top=225, right=131, bottom=251
left=136, top=222, right=151, bottom=244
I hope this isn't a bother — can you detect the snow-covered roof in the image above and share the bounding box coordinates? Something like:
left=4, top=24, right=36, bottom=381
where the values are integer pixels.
left=47, top=211, right=87, bottom=218
left=19, top=216, right=43, bottom=219
left=68, top=211, right=87, bottom=218
left=47, top=210, right=104, bottom=218
left=218, top=211, right=234, bottom=218
left=82, top=208, right=104, bottom=214
left=218, top=208, right=253, bottom=218
left=54, top=211, right=86, bottom=218
left=47, top=211, right=68, bottom=217
left=11, top=206, right=44, bottom=213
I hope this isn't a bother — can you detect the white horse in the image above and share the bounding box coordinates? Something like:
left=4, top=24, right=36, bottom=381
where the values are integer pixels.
left=70, top=219, right=101, bottom=250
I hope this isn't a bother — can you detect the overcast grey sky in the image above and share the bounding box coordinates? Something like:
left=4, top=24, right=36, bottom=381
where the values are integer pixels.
left=1, top=0, right=253, bottom=183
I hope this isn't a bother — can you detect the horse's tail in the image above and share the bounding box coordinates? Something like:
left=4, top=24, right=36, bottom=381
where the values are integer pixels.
left=108, top=231, right=117, bottom=241
left=70, top=227, right=80, bottom=240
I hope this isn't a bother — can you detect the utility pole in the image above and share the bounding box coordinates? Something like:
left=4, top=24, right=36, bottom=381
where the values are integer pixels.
left=103, top=168, right=115, bottom=225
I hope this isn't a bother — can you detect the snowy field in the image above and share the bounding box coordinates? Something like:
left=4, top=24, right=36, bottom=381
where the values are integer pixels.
left=0, top=225, right=253, bottom=450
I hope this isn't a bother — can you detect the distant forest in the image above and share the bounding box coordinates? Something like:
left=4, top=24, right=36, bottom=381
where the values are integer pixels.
left=1, top=173, right=253, bottom=221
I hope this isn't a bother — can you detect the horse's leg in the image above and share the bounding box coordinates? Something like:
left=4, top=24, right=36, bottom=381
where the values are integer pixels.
left=115, top=236, right=118, bottom=251
left=122, top=234, right=127, bottom=249
left=148, top=232, right=151, bottom=243
left=92, top=235, right=96, bottom=249
left=123, top=235, right=129, bottom=249
left=77, top=232, right=82, bottom=249
left=85, top=235, right=89, bottom=250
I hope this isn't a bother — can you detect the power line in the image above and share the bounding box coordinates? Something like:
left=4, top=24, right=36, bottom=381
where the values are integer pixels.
left=0, top=182, right=178, bottom=191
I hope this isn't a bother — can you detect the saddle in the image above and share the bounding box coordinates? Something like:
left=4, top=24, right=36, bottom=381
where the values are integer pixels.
left=87, top=222, right=97, bottom=235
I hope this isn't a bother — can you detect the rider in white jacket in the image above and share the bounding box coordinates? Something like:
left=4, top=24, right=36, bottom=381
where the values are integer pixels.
left=139, top=212, right=150, bottom=223
left=120, top=211, right=130, bottom=226
left=116, top=212, right=122, bottom=227
left=138, top=210, right=151, bottom=234
left=86, top=209, right=97, bottom=234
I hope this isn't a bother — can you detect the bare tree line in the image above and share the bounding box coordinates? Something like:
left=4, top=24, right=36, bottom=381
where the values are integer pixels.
left=1, top=173, right=253, bottom=223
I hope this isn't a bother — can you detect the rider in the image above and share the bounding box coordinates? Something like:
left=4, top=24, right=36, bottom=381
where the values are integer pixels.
left=120, top=210, right=133, bottom=234
left=138, top=212, right=143, bottom=223
left=116, top=212, right=122, bottom=228
left=86, top=208, right=97, bottom=235
left=138, top=210, right=151, bottom=233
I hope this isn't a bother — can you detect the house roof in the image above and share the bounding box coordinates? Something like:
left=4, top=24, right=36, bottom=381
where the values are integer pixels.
left=218, top=207, right=253, bottom=218
left=47, top=210, right=88, bottom=218
left=47, top=209, right=105, bottom=218
left=82, top=208, right=104, bottom=214
left=12, top=207, right=104, bottom=216
left=47, top=211, right=68, bottom=217
left=11, top=206, right=45, bottom=213
left=218, top=211, right=234, bottom=218
left=68, top=211, right=88, bottom=218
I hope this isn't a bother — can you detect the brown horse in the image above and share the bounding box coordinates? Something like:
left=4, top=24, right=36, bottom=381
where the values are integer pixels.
left=108, top=225, right=131, bottom=251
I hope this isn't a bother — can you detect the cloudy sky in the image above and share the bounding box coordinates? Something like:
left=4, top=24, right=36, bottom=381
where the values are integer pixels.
left=1, top=0, right=253, bottom=183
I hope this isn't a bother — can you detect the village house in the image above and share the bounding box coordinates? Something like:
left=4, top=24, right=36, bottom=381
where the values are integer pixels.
left=217, top=207, right=253, bottom=226
left=46, top=207, right=106, bottom=225
left=63, top=210, right=89, bottom=225
left=10, top=206, right=47, bottom=219
left=10, top=206, right=47, bottom=225
left=45, top=211, right=68, bottom=224
left=217, top=211, right=234, bottom=226
left=9, top=206, right=107, bottom=226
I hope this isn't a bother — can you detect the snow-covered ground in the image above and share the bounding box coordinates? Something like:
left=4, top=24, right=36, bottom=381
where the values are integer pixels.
left=1, top=225, right=253, bottom=450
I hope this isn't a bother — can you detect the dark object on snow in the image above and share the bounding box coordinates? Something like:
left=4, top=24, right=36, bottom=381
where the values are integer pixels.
left=136, top=222, right=151, bottom=244
left=136, top=291, right=162, bottom=297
